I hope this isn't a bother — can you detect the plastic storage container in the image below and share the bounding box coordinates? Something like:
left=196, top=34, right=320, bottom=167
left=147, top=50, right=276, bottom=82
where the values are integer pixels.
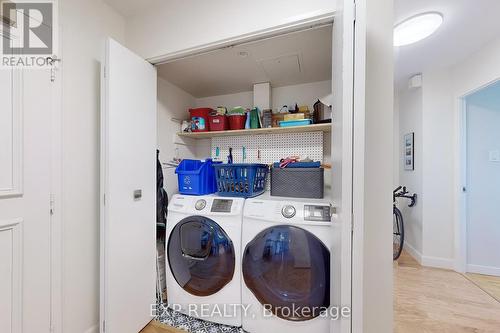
left=189, top=108, right=212, bottom=132
left=271, top=167, right=324, bottom=199
left=278, top=119, right=313, bottom=127
left=175, top=159, right=219, bottom=195
left=209, top=115, right=228, bottom=131
left=214, top=164, right=268, bottom=198
left=228, top=114, right=246, bottom=130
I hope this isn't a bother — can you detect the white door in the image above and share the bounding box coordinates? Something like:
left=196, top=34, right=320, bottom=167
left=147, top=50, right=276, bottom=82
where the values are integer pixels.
left=0, top=65, right=55, bottom=332
left=465, top=91, right=500, bottom=276
left=100, top=38, right=157, bottom=333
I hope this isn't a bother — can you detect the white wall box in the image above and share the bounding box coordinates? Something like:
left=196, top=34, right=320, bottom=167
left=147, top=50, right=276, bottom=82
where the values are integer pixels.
left=100, top=1, right=392, bottom=332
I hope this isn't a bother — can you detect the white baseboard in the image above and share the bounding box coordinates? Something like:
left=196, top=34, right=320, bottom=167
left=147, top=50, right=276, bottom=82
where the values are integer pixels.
left=403, top=243, right=455, bottom=270
left=421, top=255, right=454, bottom=270
left=467, top=264, right=500, bottom=277
left=84, top=324, right=99, bottom=333
left=403, top=243, right=422, bottom=264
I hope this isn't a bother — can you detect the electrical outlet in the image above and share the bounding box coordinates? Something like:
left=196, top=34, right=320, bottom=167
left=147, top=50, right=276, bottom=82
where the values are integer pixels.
left=489, top=150, right=500, bottom=162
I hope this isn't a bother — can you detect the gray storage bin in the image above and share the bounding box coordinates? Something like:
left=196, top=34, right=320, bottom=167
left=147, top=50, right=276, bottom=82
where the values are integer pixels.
left=271, top=167, right=324, bottom=199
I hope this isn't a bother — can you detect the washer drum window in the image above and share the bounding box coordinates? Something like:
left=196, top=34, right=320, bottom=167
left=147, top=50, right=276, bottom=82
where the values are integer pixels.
left=168, top=216, right=235, bottom=296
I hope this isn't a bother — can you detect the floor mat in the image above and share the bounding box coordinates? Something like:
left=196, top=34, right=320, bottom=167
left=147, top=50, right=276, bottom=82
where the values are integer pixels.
left=156, top=303, right=245, bottom=333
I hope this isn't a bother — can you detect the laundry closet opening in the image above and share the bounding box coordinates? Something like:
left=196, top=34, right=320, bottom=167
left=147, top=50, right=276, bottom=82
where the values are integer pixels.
left=153, top=23, right=338, bottom=327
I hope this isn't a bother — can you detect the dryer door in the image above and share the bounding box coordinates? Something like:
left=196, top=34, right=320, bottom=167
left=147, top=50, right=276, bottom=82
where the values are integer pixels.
left=243, top=225, right=330, bottom=321
left=168, top=216, right=235, bottom=296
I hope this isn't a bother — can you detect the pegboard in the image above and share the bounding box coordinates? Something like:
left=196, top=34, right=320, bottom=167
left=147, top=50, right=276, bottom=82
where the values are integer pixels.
left=211, top=132, right=324, bottom=164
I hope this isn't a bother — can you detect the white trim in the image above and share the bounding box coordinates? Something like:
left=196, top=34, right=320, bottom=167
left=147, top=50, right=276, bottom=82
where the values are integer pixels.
left=49, top=20, right=64, bottom=333
left=0, top=218, right=23, bottom=333
left=330, top=1, right=355, bottom=333
left=403, top=242, right=422, bottom=265
left=351, top=0, right=366, bottom=332
left=421, top=255, right=454, bottom=270
left=148, top=11, right=335, bottom=64
left=466, top=264, right=500, bottom=277
left=403, top=242, right=455, bottom=270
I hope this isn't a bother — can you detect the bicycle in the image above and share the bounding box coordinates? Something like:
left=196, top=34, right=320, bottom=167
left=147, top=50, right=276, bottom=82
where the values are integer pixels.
left=393, top=186, right=417, bottom=260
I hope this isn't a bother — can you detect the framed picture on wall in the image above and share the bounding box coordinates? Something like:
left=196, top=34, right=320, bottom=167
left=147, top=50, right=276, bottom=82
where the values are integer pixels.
left=404, top=132, right=414, bottom=171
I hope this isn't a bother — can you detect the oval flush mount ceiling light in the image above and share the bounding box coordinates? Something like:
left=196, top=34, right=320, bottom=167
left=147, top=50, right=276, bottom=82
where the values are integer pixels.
left=394, top=12, right=443, bottom=46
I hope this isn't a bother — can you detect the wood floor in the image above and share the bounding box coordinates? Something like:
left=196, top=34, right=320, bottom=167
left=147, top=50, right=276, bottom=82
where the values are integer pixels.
left=142, top=252, right=500, bottom=333
left=140, top=320, right=186, bottom=333
left=394, top=251, right=500, bottom=333
left=465, top=272, right=500, bottom=303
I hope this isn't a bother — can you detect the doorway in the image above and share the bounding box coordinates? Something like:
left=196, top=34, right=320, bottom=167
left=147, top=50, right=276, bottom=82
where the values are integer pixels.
left=462, top=80, right=500, bottom=301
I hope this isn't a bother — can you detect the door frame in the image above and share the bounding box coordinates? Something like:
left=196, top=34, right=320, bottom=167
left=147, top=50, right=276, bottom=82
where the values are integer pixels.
left=147, top=11, right=335, bottom=65
left=455, top=77, right=500, bottom=274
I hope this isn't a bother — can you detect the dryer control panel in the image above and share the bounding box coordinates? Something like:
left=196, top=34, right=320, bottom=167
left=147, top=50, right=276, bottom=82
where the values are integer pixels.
left=211, top=199, right=233, bottom=213
left=304, top=205, right=331, bottom=222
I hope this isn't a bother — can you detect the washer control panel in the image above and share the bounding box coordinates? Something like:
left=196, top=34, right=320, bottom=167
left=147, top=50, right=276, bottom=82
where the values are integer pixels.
left=304, top=205, right=331, bottom=222
left=281, top=205, right=296, bottom=218
left=211, top=199, right=233, bottom=213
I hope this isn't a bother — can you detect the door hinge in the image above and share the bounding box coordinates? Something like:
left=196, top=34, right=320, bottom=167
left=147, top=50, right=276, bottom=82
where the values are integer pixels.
left=49, top=55, right=62, bottom=82
left=462, top=186, right=467, bottom=193
left=103, top=194, right=106, bottom=205
left=102, top=320, right=106, bottom=332
left=353, top=1, right=357, bottom=22
left=103, top=66, right=107, bottom=78
left=50, top=194, right=55, bottom=215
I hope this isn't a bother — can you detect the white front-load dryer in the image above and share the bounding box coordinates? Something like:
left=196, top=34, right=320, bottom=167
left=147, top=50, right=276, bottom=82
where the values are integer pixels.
left=242, top=194, right=333, bottom=333
left=166, top=194, right=245, bottom=327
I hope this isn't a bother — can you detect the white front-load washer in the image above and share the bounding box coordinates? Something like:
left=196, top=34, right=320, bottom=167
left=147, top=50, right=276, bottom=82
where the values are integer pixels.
left=242, top=194, right=333, bottom=333
left=166, top=194, right=245, bottom=327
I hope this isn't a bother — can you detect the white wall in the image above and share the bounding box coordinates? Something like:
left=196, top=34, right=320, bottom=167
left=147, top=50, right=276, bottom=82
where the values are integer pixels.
left=360, top=0, right=394, bottom=331
left=421, top=69, right=455, bottom=267
left=157, top=78, right=202, bottom=199
left=60, top=1, right=125, bottom=333
left=397, top=87, right=423, bottom=256
left=125, top=0, right=337, bottom=60
left=393, top=93, right=400, bottom=187
left=465, top=100, right=500, bottom=274
left=195, top=91, right=253, bottom=110
left=194, top=80, right=332, bottom=112
left=271, top=80, right=331, bottom=112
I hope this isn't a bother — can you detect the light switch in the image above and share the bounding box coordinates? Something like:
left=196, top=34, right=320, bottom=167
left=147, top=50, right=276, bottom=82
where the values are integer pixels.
left=489, top=150, right=500, bottom=162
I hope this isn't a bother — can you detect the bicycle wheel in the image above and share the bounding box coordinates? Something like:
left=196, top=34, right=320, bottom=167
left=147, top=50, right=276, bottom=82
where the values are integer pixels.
left=393, top=207, right=404, bottom=260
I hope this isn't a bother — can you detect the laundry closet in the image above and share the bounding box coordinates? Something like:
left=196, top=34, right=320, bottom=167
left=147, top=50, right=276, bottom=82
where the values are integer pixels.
left=101, top=11, right=357, bottom=333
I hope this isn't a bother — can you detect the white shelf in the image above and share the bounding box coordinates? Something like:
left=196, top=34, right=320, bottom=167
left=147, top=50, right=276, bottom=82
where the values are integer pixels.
left=177, top=123, right=331, bottom=140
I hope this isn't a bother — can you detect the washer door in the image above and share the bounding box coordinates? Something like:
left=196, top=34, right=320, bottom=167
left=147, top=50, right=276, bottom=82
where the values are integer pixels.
left=243, top=225, right=330, bottom=321
left=168, top=216, right=235, bottom=296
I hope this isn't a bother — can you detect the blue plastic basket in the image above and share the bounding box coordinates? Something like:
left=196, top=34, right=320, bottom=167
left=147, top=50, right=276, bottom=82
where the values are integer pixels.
left=175, top=159, right=220, bottom=195
left=213, top=164, right=269, bottom=198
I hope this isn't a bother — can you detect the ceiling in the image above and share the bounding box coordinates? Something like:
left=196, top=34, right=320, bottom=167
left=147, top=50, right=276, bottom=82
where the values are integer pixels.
left=157, top=25, right=332, bottom=98
left=103, top=0, right=163, bottom=17
left=395, top=0, right=500, bottom=87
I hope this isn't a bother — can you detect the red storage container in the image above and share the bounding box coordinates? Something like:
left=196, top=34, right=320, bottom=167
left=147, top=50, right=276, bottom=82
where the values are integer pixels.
left=209, top=115, right=228, bottom=131
left=189, top=108, right=212, bottom=132
left=228, top=114, right=246, bottom=130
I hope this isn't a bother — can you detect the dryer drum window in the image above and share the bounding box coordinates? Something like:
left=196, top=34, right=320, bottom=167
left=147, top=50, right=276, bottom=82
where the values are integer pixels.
left=242, top=225, right=330, bottom=321
left=168, top=216, right=235, bottom=296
